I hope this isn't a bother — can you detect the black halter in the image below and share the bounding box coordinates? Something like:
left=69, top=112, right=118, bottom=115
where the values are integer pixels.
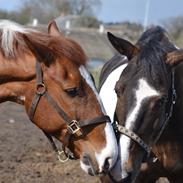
left=113, top=69, right=176, bottom=162
left=108, top=69, right=176, bottom=183
left=114, top=69, right=176, bottom=161
left=28, top=61, right=111, bottom=162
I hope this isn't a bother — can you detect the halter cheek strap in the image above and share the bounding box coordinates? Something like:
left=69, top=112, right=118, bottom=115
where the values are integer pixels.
left=28, top=61, right=111, bottom=162
left=113, top=69, right=176, bottom=164
left=108, top=70, right=176, bottom=183
left=113, top=123, right=151, bottom=156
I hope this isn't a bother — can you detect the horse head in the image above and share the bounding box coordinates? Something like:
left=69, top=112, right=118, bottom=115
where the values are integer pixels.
left=107, top=26, right=183, bottom=182
left=0, top=20, right=118, bottom=176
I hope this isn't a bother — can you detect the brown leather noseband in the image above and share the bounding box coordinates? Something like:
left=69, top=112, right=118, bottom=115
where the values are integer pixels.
left=28, top=61, right=111, bottom=162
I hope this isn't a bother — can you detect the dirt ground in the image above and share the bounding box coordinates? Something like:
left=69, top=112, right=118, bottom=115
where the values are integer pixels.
left=0, top=102, right=100, bottom=183
left=0, top=102, right=169, bottom=183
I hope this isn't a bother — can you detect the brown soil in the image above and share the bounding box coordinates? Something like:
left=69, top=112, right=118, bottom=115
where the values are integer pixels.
left=0, top=102, right=99, bottom=183
left=0, top=102, right=169, bottom=183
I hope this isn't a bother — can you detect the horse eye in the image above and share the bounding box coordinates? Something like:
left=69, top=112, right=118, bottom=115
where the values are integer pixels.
left=115, top=82, right=125, bottom=97
left=115, top=88, right=121, bottom=97
left=65, top=88, right=79, bottom=97
left=156, top=97, right=166, bottom=107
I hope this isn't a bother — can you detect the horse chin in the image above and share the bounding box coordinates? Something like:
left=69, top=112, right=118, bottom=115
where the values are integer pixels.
left=109, top=167, right=134, bottom=183
left=80, top=156, right=99, bottom=176
left=108, top=159, right=136, bottom=183
left=109, top=159, right=124, bottom=181
left=80, top=159, right=93, bottom=175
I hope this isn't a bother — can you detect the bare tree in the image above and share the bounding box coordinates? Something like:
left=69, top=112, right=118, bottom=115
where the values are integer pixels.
left=163, top=16, right=183, bottom=39
left=163, top=16, right=183, bottom=46
left=69, top=0, right=101, bottom=16
left=19, top=0, right=101, bottom=24
left=19, top=0, right=60, bottom=23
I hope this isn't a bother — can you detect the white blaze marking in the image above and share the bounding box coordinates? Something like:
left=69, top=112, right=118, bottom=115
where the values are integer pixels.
left=117, top=78, right=160, bottom=179
left=126, top=79, right=160, bottom=129
left=79, top=65, right=118, bottom=172
left=95, top=122, right=118, bottom=172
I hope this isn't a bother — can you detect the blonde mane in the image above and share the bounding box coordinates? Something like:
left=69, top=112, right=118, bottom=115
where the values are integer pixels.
left=0, top=20, right=86, bottom=65
left=0, top=20, right=36, bottom=57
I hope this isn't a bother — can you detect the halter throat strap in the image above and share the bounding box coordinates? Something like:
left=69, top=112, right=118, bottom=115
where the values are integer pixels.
left=28, top=61, right=110, bottom=162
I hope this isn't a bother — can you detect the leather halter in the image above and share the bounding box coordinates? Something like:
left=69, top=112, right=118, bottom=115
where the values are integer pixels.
left=113, top=69, right=176, bottom=162
left=108, top=70, right=176, bottom=183
left=28, top=61, right=111, bottom=162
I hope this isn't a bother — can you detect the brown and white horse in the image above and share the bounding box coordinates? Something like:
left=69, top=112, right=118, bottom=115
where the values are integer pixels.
left=99, top=26, right=183, bottom=183
left=0, top=20, right=118, bottom=177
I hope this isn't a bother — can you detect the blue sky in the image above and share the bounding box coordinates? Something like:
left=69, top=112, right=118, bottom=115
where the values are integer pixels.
left=1, top=0, right=183, bottom=26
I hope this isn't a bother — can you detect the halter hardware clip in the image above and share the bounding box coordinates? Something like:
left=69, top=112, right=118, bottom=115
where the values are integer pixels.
left=57, top=150, right=69, bottom=163
left=36, top=83, right=47, bottom=95
left=67, top=120, right=82, bottom=136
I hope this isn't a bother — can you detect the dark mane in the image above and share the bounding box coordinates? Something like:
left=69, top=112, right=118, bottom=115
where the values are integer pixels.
left=135, top=26, right=177, bottom=88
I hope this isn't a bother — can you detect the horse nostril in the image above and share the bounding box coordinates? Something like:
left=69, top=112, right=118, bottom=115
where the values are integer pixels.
left=122, top=172, right=132, bottom=182
left=82, top=154, right=97, bottom=176
left=103, top=157, right=111, bottom=173
left=82, top=154, right=90, bottom=166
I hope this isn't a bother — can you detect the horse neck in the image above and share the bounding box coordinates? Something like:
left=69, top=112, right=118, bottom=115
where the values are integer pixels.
left=0, top=53, right=39, bottom=105
left=0, top=53, right=36, bottom=83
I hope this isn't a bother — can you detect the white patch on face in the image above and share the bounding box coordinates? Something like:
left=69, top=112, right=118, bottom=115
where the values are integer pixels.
left=95, top=122, right=118, bottom=172
left=125, top=78, right=160, bottom=129
left=112, top=78, right=160, bottom=179
left=79, top=65, right=118, bottom=172
left=99, top=63, right=127, bottom=121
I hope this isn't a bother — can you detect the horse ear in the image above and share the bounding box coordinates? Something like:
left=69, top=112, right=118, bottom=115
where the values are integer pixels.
left=166, top=49, right=183, bottom=66
left=48, top=20, right=62, bottom=36
left=107, top=32, right=139, bottom=60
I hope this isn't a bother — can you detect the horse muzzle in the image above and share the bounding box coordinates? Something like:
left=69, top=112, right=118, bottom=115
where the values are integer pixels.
left=80, top=153, right=113, bottom=176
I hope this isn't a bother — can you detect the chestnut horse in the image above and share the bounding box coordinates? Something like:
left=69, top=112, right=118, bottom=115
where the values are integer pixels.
left=99, top=26, right=183, bottom=183
left=0, top=20, right=118, bottom=177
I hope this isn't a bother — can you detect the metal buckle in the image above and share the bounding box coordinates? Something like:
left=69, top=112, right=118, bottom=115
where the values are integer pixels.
left=67, top=120, right=82, bottom=136
left=36, top=83, right=46, bottom=95
left=57, top=150, right=69, bottom=163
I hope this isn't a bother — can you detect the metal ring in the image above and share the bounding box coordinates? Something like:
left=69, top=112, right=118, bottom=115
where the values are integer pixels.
left=57, top=150, right=69, bottom=163
left=36, top=83, right=46, bottom=95
left=67, top=120, right=82, bottom=136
